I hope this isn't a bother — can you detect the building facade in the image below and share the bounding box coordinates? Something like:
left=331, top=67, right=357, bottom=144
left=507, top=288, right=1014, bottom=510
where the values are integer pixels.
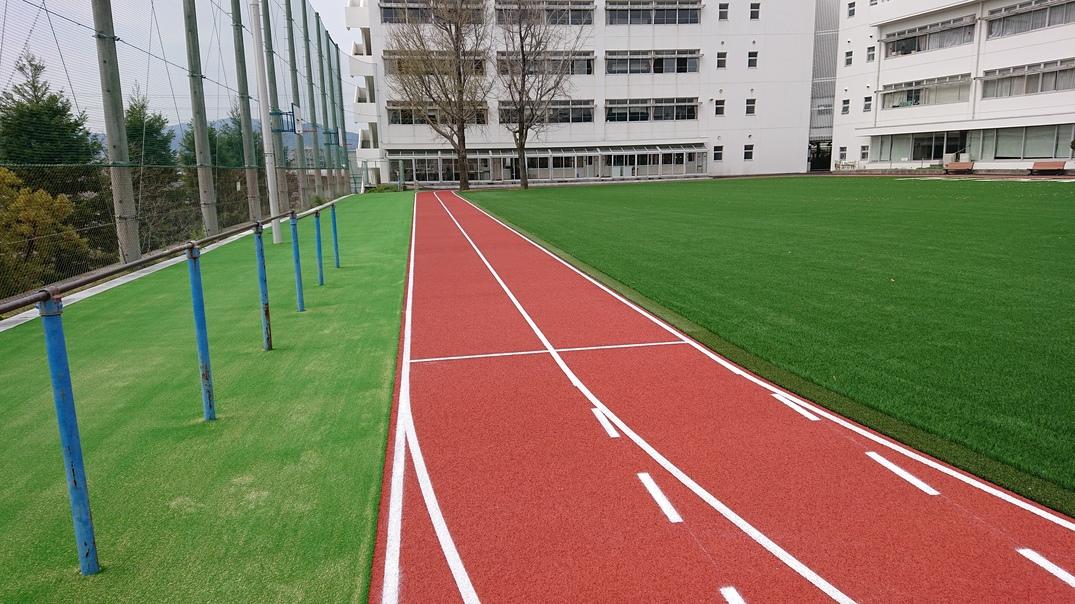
left=343, top=0, right=1075, bottom=184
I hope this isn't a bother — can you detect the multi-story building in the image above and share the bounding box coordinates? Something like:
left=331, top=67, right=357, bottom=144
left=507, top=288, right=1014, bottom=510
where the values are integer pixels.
left=343, top=0, right=1075, bottom=185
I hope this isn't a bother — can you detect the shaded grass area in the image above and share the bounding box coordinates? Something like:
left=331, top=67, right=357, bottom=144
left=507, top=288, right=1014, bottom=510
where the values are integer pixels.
left=0, top=193, right=413, bottom=601
left=467, top=177, right=1075, bottom=515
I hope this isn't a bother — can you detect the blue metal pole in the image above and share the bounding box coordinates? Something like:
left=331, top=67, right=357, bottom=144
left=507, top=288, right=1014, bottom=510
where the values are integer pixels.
left=314, top=210, right=325, bottom=286
left=254, top=224, right=273, bottom=351
left=330, top=203, right=340, bottom=268
left=186, top=245, right=216, bottom=421
left=37, top=297, right=101, bottom=576
left=289, top=212, right=305, bottom=312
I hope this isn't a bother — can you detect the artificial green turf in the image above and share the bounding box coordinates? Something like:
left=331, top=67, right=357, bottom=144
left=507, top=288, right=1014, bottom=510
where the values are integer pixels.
left=467, top=177, right=1075, bottom=513
left=0, top=193, right=412, bottom=602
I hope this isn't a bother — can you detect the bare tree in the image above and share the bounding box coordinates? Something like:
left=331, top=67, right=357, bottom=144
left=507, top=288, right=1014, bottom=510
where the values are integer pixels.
left=384, top=0, right=491, bottom=190
left=495, top=3, right=585, bottom=189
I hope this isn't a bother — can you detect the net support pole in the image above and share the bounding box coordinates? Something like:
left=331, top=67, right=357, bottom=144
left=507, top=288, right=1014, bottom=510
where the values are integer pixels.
left=91, top=0, right=141, bottom=262
left=330, top=203, right=340, bottom=268
left=254, top=224, right=273, bottom=350
left=289, top=212, right=306, bottom=312
left=38, top=297, right=101, bottom=576
left=249, top=0, right=283, bottom=243
left=182, top=0, right=221, bottom=236
left=333, top=41, right=353, bottom=194
left=260, top=0, right=292, bottom=215
left=315, top=14, right=334, bottom=198
left=314, top=210, right=324, bottom=286
left=326, top=32, right=344, bottom=196
left=300, top=0, right=324, bottom=201
left=284, top=0, right=309, bottom=209
left=230, top=0, right=263, bottom=222
left=186, top=246, right=217, bottom=421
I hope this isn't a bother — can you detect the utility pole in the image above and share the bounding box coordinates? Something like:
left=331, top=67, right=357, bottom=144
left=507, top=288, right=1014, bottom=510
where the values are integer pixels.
left=315, top=14, right=334, bottom=198
left=334, top=41, right=353, bottom=194
left=301, top=0, right=324, bottom=200
left=260, top=0, right=292, bottom=213
left=230, top=0, right=262, bottom=221
left=249, top=0, right=283, bottom=243
left=91, top=0, right=140, bottom=262
left=283, top=0, right=308, bottom=209
left=182, top=0, right=220, bottom=236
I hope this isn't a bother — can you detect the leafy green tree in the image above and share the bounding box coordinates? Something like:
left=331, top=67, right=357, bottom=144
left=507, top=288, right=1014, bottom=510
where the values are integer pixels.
left=124, top=88, right=188, bottom=250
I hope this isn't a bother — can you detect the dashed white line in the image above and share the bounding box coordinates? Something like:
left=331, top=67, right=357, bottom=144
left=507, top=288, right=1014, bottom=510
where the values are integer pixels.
left=591, top=408, right=621, bottom=438
left=720, top=586, right=747, bottom=604
left=637, top=472, right=683, bottom=523
left=771, top=392, right=820, bottom=421
left=866, top=451, right=939, bottom=496
left=1017, top=548, right=1075, bottom=588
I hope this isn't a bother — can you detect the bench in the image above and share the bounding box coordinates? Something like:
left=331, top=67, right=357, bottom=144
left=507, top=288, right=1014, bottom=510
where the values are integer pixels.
left=943, top=161, right=974, bottom=174
left=1029, top=161, right=1066, bottom=175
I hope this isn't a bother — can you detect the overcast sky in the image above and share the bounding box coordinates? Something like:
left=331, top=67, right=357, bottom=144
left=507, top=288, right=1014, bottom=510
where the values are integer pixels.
left=0, top=0, right=356, bottom=132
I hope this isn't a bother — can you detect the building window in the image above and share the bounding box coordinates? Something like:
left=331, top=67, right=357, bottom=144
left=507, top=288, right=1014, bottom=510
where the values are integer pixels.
left=499, top=99, right=595, bottom=124
left=714, top=99, right=725, bottom=115
left=845, top=50, right=853, bottom=66
left=981, top=58, right=1075, bottom=99
left=608, top=0, right=701, bottom=24
left=713, top=145, right=724, bottom=161
left=863, top=96, right=872, bottom=112
left=750, top=2, right=760, bottom=19
left=881, top=74, right=971, bottom=109
left=847, top=1, right=855, bottom=17
left=718, top=3, right=729, bottom=19
left=605, top=97, right=698, bottom=122
left=747, top=51, right=758, bottom=68
left=606, top=50, right=701, bottom=74
left=744, top=144, right=755, bottom=160
left=866, top=45, right=876, bottom=62
left=885, top=18, right=976, bottom=57
left=841, top=99, right=850, bottom=114
left=388, top=101, right=487, bottom=125
left=860, top=145, right=870, bottom=160
left=987, top=1, right=1075, bottom=39
left=498, top=51, right=595, bottom=76
left=838, top=146, right=847, bottom=160
left=745, top=98, right=756, bottom=115
left=716, top=52, right=727, bottom=69
left=496, top=1, right=596, bottom=25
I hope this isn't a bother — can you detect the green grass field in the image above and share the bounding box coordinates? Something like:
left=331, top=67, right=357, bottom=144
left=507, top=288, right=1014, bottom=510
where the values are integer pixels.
left=467, top=177, right=1075, bottom=514
left=0, top=193, right=412, bottom=601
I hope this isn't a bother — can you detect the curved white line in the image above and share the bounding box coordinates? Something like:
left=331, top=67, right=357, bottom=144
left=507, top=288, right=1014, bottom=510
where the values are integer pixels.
left=453, top=192, right=1075, bottom=534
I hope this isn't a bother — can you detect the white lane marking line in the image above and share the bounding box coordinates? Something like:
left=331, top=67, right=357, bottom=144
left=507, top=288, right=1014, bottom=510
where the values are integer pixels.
left=771, top=392, right=820, bottom=421
left=720, top=586, right=747, bottom=604
left=382, top=194, right=478, bottom=604
left=591, top=408, right=621, bottom=438
left=865, top=452, right=940, bottom=496
left=410, top=340, right=686, bottom=364
left=1017, top=548, right=1075, bottom=588
left=438, top=192, right=855, bottom=604
left=638, top=472, right=683, bottom=523
left=457, top=195, right=1075, bottom=534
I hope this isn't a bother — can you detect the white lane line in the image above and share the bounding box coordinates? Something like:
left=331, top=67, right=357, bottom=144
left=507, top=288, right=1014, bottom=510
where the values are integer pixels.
left=1017, top=548, right=1075, bottom=588
left=438, top=192, right=855, bottom=604
left=771, top=392, right=820, bottom=422
left=720, top=586, right=747, bottom=604
left=382, top=194, right=477, bottom=604
left=865, top=452, right=940, bottom=496
left=457, top=194, right=1075, bottom=534
left=638, top=472, right=683, bottom=523
left=591, top=408, right=621, bottom=438
left=410, top=340, right=686, bottom=364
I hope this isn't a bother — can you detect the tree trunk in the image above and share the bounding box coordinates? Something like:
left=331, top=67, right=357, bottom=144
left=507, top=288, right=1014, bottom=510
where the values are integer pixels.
left=457, top=122, right=470, bottom=191
left=517, top=141, right=528, bottom=190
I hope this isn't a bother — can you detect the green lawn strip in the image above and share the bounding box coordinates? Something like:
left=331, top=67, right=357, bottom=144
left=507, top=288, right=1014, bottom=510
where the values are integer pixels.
left=465, top=177, right=1075, bottom=516
left=0, top=192, right=412, bottom=602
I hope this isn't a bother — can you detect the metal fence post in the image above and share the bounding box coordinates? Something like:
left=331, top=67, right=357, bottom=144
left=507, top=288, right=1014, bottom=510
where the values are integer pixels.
left=37, top=297, right=101, bottom=576
left=254, top=224, right=273, bottom=350
left=289, top=212, right=305, bottom=312
left=330, top=203, right=340, bottom=268
left=314, top=210, right=325, bottom=286
left=186, top=245, right=217, bottom=420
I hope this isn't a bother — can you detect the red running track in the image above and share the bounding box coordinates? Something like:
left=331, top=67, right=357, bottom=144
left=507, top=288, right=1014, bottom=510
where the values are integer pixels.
left=368, top=191, right=1075, bottom=603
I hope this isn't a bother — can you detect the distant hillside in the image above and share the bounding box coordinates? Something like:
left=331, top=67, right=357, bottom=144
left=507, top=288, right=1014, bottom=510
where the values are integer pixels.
left=163, top=119, right=359, bottom=152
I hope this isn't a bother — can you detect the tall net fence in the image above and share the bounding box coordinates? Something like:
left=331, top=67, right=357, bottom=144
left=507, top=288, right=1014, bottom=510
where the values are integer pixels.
left=0, top=0, right=349, bottom=305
